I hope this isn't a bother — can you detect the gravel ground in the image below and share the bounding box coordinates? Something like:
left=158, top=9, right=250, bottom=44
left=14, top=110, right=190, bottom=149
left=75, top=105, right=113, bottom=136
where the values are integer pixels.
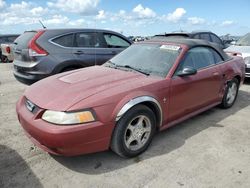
left=0, top=63, right=250, bottom=188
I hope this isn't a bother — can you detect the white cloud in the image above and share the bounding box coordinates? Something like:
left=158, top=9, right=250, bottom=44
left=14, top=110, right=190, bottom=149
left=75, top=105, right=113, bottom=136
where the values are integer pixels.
left=30, top=7, right=48, bottom=16
left=69, top=19, right=85, bottom=26
left=119, top=10, right=126, bottom=16
left=2, top=16, right=38, bottom=26
left=96, top=10, right=106, bottom=20
left=166, top=8, right=186, bottom=23
left=188, top=17, right=205, bottom=25
left=7, top=1, right=47, bottom=17
left=0, top=0, right=6, bottom=8
left=48, top=0, right=99, bottom=15
left=9, top=1, right=30, bottom=14
left=0, top=1, right=50, bottom=26
left=133, top=4, right=156, bottom=19
left=222, top=20, right=235, bottom=26
left=43, top=15, right=69, bottom=25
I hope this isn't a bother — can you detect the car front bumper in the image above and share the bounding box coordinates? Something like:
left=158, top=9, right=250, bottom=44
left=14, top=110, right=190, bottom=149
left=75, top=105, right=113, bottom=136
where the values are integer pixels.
left=16, top=97, right=113, bottom=156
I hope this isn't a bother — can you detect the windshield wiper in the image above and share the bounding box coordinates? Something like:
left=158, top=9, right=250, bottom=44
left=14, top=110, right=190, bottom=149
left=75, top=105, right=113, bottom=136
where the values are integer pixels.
left=104, top=60, right=117, bottom=68
left=116, top=65, right=150, bottom=76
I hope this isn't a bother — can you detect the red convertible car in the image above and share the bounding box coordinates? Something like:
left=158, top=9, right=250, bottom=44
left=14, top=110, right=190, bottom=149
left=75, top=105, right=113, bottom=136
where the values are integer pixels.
left=16, top=38, right=245, bottom=158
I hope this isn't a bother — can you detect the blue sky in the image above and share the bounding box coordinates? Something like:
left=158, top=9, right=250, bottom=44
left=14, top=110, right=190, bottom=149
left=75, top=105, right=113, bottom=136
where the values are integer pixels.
left=0, top=0, right=249, bottom=36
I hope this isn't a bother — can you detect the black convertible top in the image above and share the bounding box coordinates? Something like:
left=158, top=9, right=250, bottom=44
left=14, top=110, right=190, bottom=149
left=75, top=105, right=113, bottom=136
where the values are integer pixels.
left=147, top=38, right=230, bottom=61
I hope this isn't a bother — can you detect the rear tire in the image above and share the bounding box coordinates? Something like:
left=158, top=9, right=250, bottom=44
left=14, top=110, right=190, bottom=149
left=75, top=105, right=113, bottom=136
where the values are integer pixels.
left=1, top=55, right=8, bottom=63
left=220, top=78, right=239, bottom=108
left=111, top=105, right=156, bottom=158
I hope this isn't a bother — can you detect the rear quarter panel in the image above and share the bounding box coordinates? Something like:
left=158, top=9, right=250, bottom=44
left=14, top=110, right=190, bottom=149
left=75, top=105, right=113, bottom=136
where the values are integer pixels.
left=218, top=56, right=245, bottom=85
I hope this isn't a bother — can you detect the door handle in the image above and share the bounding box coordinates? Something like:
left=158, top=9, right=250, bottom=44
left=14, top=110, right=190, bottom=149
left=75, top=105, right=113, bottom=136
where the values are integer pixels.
left=74, top=51, right=84, bottom=55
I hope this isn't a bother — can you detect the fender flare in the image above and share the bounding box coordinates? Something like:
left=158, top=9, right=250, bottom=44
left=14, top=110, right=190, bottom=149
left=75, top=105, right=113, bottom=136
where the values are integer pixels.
left=115, top=96, right=163, bottom=126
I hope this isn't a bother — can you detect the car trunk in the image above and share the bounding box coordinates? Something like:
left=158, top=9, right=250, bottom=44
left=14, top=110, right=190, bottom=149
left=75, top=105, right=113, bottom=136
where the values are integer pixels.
left=13, top=31, right=37, bottom=63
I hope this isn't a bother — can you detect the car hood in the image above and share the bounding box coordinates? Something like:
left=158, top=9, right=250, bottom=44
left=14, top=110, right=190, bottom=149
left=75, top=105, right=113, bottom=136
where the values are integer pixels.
left=225, top=45, right=250, bottom=58
left=24, top=66, right=162, bottom=111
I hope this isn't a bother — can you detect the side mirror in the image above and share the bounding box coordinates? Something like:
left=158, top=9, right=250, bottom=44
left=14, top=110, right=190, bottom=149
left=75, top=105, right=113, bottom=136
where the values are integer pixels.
left=177, top=67, right=197, bottom=77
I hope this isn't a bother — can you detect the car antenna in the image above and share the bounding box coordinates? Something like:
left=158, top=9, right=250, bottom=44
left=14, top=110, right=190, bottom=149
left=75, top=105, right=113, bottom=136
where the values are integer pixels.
left=39, top=20, right=47, bottom=29
left=178, top=23, right=183, bottom=32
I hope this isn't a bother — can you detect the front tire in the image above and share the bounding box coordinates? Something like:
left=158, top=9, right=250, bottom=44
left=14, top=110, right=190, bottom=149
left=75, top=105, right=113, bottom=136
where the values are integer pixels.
left=111, top=105, right=156, bottom=158
left=220, top=78, right=239, bottom=108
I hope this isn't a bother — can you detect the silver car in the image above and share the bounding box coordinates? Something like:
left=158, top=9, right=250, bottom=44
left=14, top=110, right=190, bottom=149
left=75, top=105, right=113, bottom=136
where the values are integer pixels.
left=225, top=33, right=250, bottom=78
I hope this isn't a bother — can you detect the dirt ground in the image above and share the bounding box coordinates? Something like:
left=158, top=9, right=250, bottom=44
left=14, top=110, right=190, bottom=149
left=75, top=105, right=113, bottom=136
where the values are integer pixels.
left=0, top=63, right=250, bottom=188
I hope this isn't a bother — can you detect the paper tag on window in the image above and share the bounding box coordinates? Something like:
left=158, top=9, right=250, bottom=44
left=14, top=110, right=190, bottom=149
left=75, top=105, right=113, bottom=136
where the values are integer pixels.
left=160, top=45, right=180, bottom=51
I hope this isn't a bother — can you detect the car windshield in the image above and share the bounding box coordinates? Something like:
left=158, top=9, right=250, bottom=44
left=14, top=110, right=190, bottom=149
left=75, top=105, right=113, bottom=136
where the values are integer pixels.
left=236, top=33, right=250, bottom=46
left=104, top=43, right=181, bottom=78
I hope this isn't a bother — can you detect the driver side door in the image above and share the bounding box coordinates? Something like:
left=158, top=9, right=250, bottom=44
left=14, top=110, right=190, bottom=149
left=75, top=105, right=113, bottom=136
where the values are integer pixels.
left=167, top=47, right=222, bottom=123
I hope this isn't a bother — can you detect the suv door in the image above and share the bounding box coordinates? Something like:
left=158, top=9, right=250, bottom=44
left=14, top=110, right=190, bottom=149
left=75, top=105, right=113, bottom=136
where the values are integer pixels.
left=168, top=47, right=223, bottom=122
left=71, top=32, right=108, bottom=66
left=102, top=33, right=131, bottom=61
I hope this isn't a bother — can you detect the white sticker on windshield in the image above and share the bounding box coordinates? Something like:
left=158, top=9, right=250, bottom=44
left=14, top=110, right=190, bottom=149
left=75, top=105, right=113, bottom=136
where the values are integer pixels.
left=160, top=45, right=180, bottom=51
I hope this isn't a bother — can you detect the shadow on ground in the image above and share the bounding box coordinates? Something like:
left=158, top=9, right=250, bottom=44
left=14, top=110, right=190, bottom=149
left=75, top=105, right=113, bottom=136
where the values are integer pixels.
left=0, top=145, right=42, bottom=188
left=53, top=90, right=250, bottom=175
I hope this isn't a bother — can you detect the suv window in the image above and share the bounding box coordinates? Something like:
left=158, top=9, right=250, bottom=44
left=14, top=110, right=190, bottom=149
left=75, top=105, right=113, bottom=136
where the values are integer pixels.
left=75, top=32, right=102, bottom=48
left=193, top=34, right=200, bottom=39
left=200, top=33, right=211, bottom=42
left=52, top=34, right=74, bottom=47
left=14, top=32, right=36, bottom=49
left=177, top=47, right=215, bottom=71
left=103, top=34, right=130, bottom=48
left=210, top=34, right=222, bottom=45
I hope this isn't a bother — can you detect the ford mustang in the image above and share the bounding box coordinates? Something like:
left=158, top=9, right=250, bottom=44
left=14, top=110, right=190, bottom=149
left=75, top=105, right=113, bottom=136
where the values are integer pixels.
left=16, top=38, right=245, bottom=158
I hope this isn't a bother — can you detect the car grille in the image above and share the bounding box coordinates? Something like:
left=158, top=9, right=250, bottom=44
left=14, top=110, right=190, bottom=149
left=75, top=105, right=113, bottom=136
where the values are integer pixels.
left=246, top=68, right=250, bottom=73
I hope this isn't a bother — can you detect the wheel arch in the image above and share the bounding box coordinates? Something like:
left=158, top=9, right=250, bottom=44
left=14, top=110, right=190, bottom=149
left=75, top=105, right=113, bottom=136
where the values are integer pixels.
left=115, top=96, right=163, bottom=128
left=234, top=75, right=241, bottom=84
left=52, top=60, right=86, bottom=74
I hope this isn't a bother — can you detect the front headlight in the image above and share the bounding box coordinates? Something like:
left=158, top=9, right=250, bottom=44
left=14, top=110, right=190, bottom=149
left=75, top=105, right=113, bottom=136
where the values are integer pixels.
left=42, top=110, right=95, bottom=125
left=244, top=57, right=250, bottom=65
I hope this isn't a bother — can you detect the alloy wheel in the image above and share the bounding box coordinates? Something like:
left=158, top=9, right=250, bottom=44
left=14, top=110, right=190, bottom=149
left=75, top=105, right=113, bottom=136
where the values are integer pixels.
left=226, top=82, right=237, bottom=105
left=124, top=115, right=152, bottom=151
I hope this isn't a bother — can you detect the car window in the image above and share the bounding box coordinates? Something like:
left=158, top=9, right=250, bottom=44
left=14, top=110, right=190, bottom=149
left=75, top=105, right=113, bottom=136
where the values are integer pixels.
left=52, top=34, right=74, bottom=47
left=14, top=31, right=36, bottom=49
left=0, top=37, right=8, bottom=44
left=236, top=33, right=250, bottom=46
left=177, top=47, right=215, bottom=72
left=200, top=33, right=211, bottom=42
left=106, top=44, right=181, bottom=78
left=193, top=34, right=200, bottom=39
left=210, top=34, right=222, bottom=45
left=7, top=36, right=18, bottom=43
left=211, top=49, right=223, bottom=63
left=103, top=34, right=130, bottom=48
left=75, top=32, right=102, bottom=48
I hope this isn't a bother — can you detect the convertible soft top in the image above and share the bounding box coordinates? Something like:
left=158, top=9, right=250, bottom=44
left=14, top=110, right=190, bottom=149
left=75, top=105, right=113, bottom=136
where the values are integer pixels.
left=148, top=38, right=230, bottom=61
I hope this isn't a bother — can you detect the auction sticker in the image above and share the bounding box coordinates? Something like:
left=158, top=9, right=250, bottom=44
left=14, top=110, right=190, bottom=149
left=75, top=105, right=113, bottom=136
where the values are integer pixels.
left=160, top=45, right=180, bottom=51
